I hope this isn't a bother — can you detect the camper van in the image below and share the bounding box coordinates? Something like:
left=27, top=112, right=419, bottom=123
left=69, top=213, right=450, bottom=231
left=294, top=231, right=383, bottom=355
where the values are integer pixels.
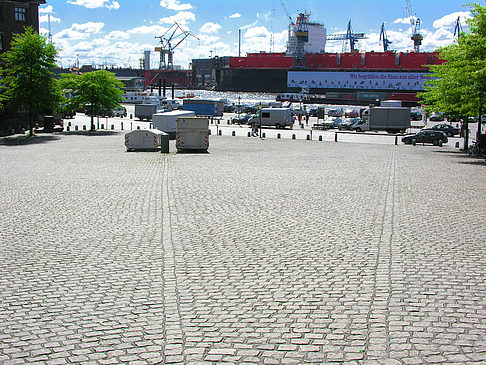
left=248, top=108, right=294, bottom=129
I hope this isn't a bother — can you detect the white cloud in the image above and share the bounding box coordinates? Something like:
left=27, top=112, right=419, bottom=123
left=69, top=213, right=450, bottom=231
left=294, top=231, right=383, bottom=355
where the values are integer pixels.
left=40, top=14, right=61, bottom=23
left=433, top=11, right=472, bottom=29
left=67, top=0, right=120, bottom=10
left=54, top=22, right=104, bottom=40
left=128, top=25, right=168, bottom=35
left=39, top=5, right=54, bottom=14
left=159, top=11, right=195, bottom=25
left=229, top=13, right=241, bottom=19
left=199, top=22, right=221, bottom=34
left=160, top=0, right=193, bottom=11
left=240, top=20, right=258, bottom=30
left=106, top=31, right=130, bottom=40
left=394, top=16, right=414, bottom=25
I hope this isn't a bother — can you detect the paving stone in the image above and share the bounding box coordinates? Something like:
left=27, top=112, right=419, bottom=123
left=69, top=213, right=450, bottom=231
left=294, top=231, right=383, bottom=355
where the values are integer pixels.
left=1, top=132, right=485, bottom=364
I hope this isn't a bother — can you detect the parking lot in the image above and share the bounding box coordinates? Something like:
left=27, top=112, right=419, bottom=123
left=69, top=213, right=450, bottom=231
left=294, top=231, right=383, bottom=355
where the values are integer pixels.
left=1, top=125, right=485, bottom=364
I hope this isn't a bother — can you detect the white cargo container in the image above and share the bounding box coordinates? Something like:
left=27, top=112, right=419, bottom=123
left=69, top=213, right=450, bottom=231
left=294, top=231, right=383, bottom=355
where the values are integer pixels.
left=125, top=129, right=167, bottom=151
left=152, top=110, right=196, bottom=139
left=176, top=117, right=209, bottom=152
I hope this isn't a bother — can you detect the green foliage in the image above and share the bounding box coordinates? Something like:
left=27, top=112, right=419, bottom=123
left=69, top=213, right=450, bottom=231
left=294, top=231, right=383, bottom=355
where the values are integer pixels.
left=419, top=3, right=486, bottom=116
left=0, top=27, right=61, bottom=134
left=60, top=70, right=125, bottom=118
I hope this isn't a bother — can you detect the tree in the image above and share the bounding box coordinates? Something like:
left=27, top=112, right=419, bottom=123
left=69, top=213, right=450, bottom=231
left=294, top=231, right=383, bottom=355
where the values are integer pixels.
left=419, top=4, right=486, bottom=149
left=0, top=27, right=61, bottom=136
left=60, top=70, right=125, bottom=131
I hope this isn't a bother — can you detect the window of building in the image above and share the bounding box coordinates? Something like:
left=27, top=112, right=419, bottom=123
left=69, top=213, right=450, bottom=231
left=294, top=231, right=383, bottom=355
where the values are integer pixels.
left=15, top=7, right=27, bottom=22
left=0, top=34, right=3, bottom=51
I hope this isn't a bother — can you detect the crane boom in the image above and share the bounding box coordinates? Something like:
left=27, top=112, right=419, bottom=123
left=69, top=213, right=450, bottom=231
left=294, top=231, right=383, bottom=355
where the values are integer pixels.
left=405, top=0, right=422, bottom=52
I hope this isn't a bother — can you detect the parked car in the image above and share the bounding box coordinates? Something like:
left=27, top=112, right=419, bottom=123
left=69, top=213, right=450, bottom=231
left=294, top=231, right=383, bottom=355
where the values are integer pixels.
left=429, top=113, right=445, bottom=121
left=402, top=130, right=448, bottom=146
left=309, top=107, right=318, bottom=117
left=339, top=117, right=360, bottom=130
left=329, top=117, right=344, bottom=129
left=410, top=111, right=423, bottom=121
left=231, top=114, right=252, bottom=124
left=344, top=109, right=358, bottom=118
left=113, top=107, right=127, bottom=118
left=427, top=123, right=460, bottom=137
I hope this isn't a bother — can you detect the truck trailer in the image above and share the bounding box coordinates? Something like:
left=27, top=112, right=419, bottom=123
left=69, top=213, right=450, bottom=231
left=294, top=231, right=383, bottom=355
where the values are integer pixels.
left=182, top=99, right=224, bottom=117
left=135, top=104, right=163, bottom=121
left=352, top=107, right=411, bottom=133
left=152, top=110, right=196, bottom=139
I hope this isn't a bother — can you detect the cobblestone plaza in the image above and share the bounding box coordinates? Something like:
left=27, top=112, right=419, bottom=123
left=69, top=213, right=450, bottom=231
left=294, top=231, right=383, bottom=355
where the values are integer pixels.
left=1, top=132, right=485, bottom=364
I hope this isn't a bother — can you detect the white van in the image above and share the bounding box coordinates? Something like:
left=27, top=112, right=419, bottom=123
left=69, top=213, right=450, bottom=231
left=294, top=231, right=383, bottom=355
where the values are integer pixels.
left=160, top=99, right=181, bottom=110
left=248, top=108, right=294, bottom=129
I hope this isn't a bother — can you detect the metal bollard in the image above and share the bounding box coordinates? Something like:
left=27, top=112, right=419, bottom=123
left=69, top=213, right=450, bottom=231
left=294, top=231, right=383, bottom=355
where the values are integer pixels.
left=208, top=129, right=211, bottom=135
left=395, top=136, right=398, bottom=145
left=121, top=122, right=123, bottom=130
left=137, top=126, right=140, bottom=130
left=335, top=132, right=338, bottom=142
left=248, top=132, right=251, bottom=137
left=262, top=132, right=266, bottom=138
left=319, top=135, right=322, bottom=141
left=83, top=125, right=86, bottom=130
left=111, top=125, right=114, bottom=130
left=277, top=133, right=281, bottom=139
left=306, top=135, right=310, bottom=140
left=101, top=124, right=104, bottom=129
left=292, top=134, right=296, bottom=140
left=218, top=130, right=222, bottom=136
left=232, top=131, right=236, bottom=136
left=66, top=126, right=70, bottom=131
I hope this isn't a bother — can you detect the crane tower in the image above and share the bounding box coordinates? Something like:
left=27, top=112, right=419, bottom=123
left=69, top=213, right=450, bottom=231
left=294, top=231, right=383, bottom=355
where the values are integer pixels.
left=405, top=0, right=423, bottom=52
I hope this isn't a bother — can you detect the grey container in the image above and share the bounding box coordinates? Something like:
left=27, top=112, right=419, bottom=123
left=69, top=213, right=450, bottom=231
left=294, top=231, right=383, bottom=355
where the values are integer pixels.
left=176, top=117, right=209, bottom=152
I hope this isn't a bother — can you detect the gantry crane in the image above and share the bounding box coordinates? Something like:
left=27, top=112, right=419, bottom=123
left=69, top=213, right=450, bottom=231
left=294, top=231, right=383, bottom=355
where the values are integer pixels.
left=293, top=12, right=309, bottom=67
left=379, top=23, right=392, bottom=52
left=155, top=23, right=198, bottom=70
left=405, top=0, right=422, bottom=52
left=454, top=16, right=463, bottom=39
left=326, top=20, right=367, bottom=53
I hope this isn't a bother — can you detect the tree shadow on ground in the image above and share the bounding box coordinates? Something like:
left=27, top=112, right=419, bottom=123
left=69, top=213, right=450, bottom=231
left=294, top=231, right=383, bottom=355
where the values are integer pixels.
left=0, top=135, right=61, bottom=146
left=63, top=130, right=120, bottom=137
left=433, top=149, right=486, bottom=166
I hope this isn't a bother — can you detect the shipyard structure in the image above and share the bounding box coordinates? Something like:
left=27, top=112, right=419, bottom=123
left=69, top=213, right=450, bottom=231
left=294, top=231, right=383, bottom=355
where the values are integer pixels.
left=196, top=13, right=443, bottom=106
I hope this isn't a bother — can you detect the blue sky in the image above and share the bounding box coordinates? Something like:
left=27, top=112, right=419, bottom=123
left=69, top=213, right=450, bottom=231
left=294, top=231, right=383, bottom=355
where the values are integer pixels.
left=40, top=0, right=474, bottom=69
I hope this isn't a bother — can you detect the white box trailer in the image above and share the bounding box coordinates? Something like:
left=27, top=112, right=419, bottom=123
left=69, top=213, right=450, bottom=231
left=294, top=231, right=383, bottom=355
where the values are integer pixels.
left=176, top=117, right=209, bottom=152
left=152, top=110, right=196, bottom=139
left=125, top=129, right=168, bottom=151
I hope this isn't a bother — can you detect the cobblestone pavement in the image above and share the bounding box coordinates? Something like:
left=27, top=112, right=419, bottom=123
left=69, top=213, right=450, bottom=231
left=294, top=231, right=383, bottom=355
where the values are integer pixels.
left=1, top=132, right=485, bottom=364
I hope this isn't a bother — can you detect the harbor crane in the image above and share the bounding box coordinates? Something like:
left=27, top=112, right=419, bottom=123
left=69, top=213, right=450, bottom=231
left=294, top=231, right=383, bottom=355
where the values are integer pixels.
left=293, top=12, right=309, bottom=67
left=155, top=23, right=198, bottom=70
left=326, top=20, right=367, bottom=53
left=379, top=23, right=392, bottom=52
left=454, top=16, right=463, bottom=39
left=405, top=0, right=422, bottom=52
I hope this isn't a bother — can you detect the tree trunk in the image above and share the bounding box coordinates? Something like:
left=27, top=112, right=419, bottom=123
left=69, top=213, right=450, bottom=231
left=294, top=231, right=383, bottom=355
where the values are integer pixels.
left=91, top=115, right=95, bottom=131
